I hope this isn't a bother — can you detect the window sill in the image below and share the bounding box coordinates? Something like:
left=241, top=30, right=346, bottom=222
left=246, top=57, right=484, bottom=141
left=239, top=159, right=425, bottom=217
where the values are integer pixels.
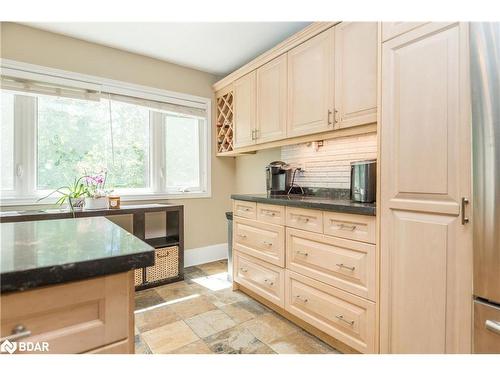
left=0, top=191, right=212, bottom=207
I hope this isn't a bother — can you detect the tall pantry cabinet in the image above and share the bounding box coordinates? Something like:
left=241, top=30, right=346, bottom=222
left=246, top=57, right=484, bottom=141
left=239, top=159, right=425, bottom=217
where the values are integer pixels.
left=379, top=22, right=473, bottom=353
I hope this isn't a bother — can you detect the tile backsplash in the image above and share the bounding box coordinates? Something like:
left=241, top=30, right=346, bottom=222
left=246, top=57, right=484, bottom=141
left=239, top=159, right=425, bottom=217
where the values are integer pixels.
left=281, top=133, right=377, bottom=189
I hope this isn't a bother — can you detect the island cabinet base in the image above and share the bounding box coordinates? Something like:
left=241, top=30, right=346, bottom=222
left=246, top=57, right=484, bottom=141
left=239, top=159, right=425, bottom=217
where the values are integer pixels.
left=0, top=271, right=135, bottom=354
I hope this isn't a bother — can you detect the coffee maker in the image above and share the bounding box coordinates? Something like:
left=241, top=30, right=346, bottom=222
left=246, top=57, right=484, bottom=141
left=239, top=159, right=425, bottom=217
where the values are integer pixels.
left=266, top=161, right=292, bottom=195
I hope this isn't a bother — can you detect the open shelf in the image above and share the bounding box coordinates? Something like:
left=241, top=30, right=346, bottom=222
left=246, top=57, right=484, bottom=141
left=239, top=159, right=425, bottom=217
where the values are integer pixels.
left=216, top=88, right=234, bottom=154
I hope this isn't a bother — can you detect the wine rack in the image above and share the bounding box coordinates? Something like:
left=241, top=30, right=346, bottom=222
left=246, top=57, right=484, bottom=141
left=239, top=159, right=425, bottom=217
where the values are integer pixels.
left=216, top=87, right=234, bottom=153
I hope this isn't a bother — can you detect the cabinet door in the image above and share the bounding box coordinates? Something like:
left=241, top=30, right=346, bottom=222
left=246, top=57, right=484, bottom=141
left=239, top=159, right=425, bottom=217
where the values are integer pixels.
left=287, top=29, right=334, bottom=138
left=256, top=54, right=287, bottom=143
left=234, top=71, right=256, bottom=148
left=380, top=23, right=472, bottom=353
left=334, top=22, right=378, bottom=129
left=381, top=22, right=429, bottom=42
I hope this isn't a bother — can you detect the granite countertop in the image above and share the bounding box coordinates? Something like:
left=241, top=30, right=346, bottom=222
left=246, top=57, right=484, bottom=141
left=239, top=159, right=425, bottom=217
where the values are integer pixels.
left=1, top=217, right=155, bottom=293
left=231, top=193, right=376, bottom=216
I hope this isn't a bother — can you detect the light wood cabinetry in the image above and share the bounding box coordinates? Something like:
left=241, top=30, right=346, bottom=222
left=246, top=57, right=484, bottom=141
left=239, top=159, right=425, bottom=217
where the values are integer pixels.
left=256, top=54, right=287, bottom=143
left=334, top=22, right=378, bottom=129
left=380, top=22, right=472, bottom=354
left=286, top=228, right=376, bottom=300
left=215, top=22, right=379, bottom=156
left=287, top=29, right=334, bottom=137
left=1, top=272, right=134, bottom=354
left=233, top=200, right=378, bottom=353
left=232, top=200, right=257, bottom=220
left=285, top=270, right=376, bottom=354
left=323, top=211, right=376, bottom=244
left=233, top=71, right=256, bottom=148
left=381, top=22, right=429, bottom=42
left=234, top=252, right=285, bottom=308
left=285, top=206, right=324, bottom=234
left=233, top=216, right=285, bottom=267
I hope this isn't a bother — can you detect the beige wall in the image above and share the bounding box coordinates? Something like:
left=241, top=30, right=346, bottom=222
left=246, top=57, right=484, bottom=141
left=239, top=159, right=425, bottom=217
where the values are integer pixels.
left=234, top=148, right=281, bottom=194
left=0, top=22, right=236, bottom=250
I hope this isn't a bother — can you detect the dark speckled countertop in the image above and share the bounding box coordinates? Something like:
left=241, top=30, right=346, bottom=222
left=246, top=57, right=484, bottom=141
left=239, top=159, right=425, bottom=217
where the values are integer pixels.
left=1, top=217, right=154, bottom=293
left=231, top=194, right=376, bottom=216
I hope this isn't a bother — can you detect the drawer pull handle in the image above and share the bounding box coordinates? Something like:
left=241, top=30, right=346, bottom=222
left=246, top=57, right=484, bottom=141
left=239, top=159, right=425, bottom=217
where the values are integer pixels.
left=338, top=223, right=357, bottom=231
left=300, top=217, right=310, bottom=222
left=296, top=250, right=309, bottom=256
left=264, top=211, right=276, bottom=216
left=295, top=295, right=308, bottom=303
left=336, top=263, right=355, bottom=271
left=264, top=279, right=274, bottom=286
left=486, top=320, right=500, bottom=335
left=335, top=314, right=355, bottom=325
left=262, top=241, right=273, bottom=247
left=238, top=234, right=247, bottom=238
left=240, top=267, right=248, bottom=273
left=0, top=325, right=31, bottom=344
left=241, top=207, right=251, bottom=212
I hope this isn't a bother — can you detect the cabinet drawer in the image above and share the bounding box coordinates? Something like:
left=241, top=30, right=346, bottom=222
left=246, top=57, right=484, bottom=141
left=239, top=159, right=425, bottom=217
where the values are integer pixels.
left=0, top=272, right=130, bottom=354
left=285, top=270, right=376, bottom=353
left=257, top=203, right=285, bottom=225
left=286, top=228, right=375, bottom=300
left=234, top=251, right=285, bottom=308
left=286, top=207, right=323, bottom=233
left=233, top=217, right=285, bottom=267
left=233, top=200, right=257, bottom=219
left=323, top=211, right=376, bottom=244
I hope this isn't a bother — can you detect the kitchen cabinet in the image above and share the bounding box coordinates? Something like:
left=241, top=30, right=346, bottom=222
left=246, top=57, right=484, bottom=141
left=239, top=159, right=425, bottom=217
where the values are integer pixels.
left=334, top=22, right=378, bottom=129
left=380, top=22, right=472, bottom=354
left=232, top=199, right=378, bottom=353
left=233, top=71, right=256, bottom=148
left=287, top=29, right=334, bottom=138
left=256, top=54, right=287, bottom=143
left=381, top=22, right=429, bottom=42
left=1, top=272, right=134, bottom=354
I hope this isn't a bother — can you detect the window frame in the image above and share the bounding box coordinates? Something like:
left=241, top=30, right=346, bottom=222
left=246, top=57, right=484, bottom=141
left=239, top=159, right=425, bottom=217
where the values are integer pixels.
left=0, top=59, right=212, bottom=206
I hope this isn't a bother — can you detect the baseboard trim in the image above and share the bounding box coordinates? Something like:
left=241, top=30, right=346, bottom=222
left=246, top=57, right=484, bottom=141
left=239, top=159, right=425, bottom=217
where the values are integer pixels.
left=184, top=243, right=228, bottom=268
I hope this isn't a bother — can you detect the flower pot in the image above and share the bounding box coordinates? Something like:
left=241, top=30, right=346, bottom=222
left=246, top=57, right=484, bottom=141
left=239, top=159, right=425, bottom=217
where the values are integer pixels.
left=69, top=197, right=85, bottom=210
left=84, top=197, right=108, bottom=210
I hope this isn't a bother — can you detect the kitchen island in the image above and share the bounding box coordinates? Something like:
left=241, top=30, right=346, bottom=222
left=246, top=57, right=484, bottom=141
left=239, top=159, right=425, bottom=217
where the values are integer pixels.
left=0, top=217, right=154, bottom=354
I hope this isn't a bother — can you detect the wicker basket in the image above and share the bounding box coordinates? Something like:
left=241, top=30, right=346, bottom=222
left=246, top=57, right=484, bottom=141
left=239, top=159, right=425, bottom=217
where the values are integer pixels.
left=134, top=269, right=143, bottom=286
left=145, top=246, right=179, bottom=283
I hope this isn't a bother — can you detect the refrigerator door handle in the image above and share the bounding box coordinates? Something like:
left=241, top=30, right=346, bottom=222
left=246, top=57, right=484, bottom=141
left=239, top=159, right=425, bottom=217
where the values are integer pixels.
left=485, top=319, right=500, bottom=335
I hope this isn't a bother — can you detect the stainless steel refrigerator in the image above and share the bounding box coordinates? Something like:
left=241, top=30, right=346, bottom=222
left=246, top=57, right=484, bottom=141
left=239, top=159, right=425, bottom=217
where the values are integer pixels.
left=470, top=22, right=500, bottom=353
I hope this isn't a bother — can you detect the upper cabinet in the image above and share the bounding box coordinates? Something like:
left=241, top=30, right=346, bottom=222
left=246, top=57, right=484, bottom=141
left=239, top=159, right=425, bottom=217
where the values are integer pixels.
left=233, top=71, right=256, bottom=148
left=214, top=22, right=379, bottom=155
left=287, top=29, right=334, bottom=138
left=334, top=22, right=378, bottom=129
left=382, top=22, right=429, bottom=42
left=256, top=54, right=287, bottom=143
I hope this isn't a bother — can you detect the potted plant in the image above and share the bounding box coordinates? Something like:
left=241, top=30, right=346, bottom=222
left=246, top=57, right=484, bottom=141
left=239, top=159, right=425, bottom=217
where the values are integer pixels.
left=37, top=176, right=88, bottom=213
left=83, top=172, right=111, bottom=210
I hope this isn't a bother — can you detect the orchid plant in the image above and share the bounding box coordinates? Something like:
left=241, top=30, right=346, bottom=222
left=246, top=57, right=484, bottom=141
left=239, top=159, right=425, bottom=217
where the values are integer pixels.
left=83, top=172, right=110, bottom=198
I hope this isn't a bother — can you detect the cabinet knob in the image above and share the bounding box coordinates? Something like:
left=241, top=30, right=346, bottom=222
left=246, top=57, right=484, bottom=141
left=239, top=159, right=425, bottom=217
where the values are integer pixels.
left=0, top=324, right=31, bottom=344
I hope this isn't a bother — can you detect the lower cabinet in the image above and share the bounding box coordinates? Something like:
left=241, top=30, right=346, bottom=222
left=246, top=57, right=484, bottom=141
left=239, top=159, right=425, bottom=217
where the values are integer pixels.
left=232, top=200, right=378, bottom=353
left=285, top=270, right=376, bottom=354
left=234, top=252, right=285, bottom=308
left=0, top=272, right=134, bottom=354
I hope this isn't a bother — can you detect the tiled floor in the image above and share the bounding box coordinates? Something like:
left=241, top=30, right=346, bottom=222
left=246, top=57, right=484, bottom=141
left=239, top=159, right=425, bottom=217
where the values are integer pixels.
left=134, top=260, right=340, bottom=354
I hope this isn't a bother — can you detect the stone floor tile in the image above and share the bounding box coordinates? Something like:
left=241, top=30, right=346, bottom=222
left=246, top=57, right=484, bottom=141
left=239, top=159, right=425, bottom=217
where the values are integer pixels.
left=134, top=334, right=152, bottom=354
left=219, top=301, right=262, bottom=324
left=168, top=340, right=214, bottom=354
left=169, top=294, right=218, bottom=319
left=240, top=313, right=299, bottom=345
left=155, top=281, right=208, bottom=302
left=267, top=331, right=339, bottom=354
left=204, top=326, right=276, bottom=354
left=134, top=289, right=164, bottom=311
left=184, top=266, right=207, bottom=280
left=196, top=260, right=228, bottom=276
left=135, top=304, right=180, bottom=333
left=141, top=320, right=199, bottom=354
left=208, top=288, right=252, bottom=307
left=185, top=309, right=237, bottom=338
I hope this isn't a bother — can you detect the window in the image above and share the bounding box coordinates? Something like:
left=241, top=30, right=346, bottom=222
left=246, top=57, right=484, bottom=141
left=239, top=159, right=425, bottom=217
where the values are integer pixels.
left=0, top=61, right=211, bottom=204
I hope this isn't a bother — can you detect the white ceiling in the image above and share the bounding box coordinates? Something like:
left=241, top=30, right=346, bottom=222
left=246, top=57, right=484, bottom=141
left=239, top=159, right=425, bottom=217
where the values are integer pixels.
left=23, top=22, right=310, bottom=76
